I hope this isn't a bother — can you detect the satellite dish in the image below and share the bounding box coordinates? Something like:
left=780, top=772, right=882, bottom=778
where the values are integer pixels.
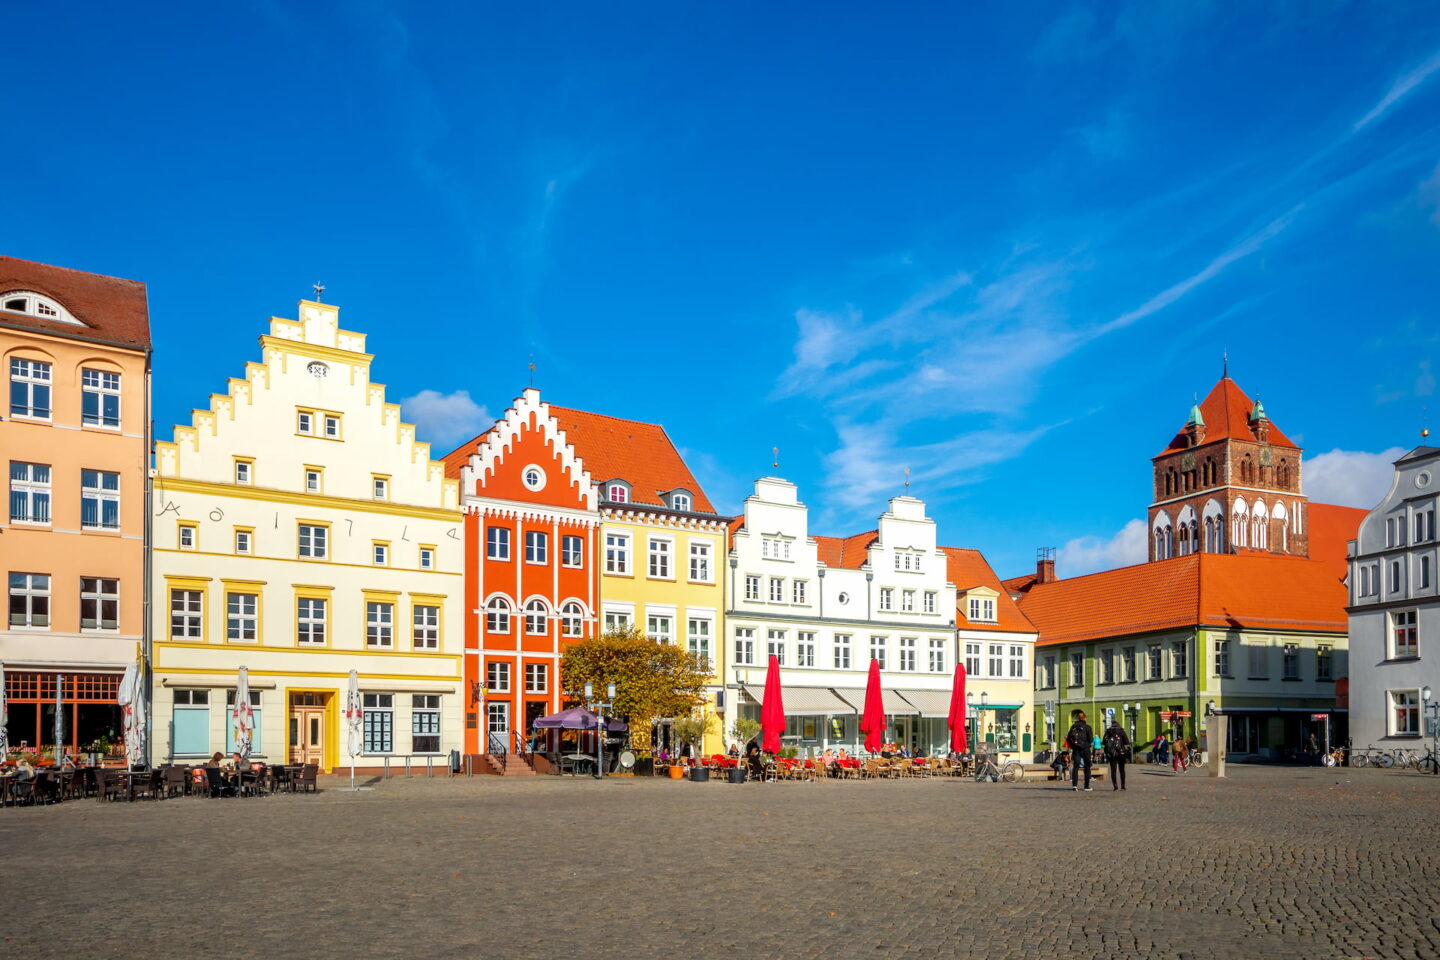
left=618, top=750, right=636, bottom=770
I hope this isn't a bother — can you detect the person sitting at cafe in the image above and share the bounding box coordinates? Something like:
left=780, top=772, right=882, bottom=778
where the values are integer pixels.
left=231, top=751, right=251, bottom=771
left=10, top=759, right=37, bottom=801
left=879, top=743, right=895, bottom=759
left=207, top=751, right=224, bottom=767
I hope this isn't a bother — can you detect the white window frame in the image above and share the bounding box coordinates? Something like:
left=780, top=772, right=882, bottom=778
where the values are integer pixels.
left=968, top=596, right=996, bottom=622
left=769, top=577, right=784, bottom=603
left=411, top=694, right=441, bottom=753
left=792, top=579, right=807, bottom=604
left=366, top=601, right=395, bottom=648
left=797, top=631, right=816, bottom=667
left=734, top=627, right=756, bottom=666
left=525, top=531, right=548, bottom=565
left=419, top=547, right=434, bottom=569
left=9, top=572, right=51, bottom=628
left=79, top=576, right=119, bottom=631
left=9, top=357, right=52, bottom=420
left=1388, top=689, right=1420, bottom=736
left=525, top=663, right=548, bottom=694
left=362, top=693, right=394, bottom=754
left=413, top=604, right=439, bottom=650
left=648, top=537, right=673, bottom=579
left=870, top=636, right=887, bottom=670
left=562, top=535, right=584, bottom=568
left=689, top=541, right=712, bottom=582
left=1390, top=610, right=1419, bottom=660
left=898, top=636, right=916, bottom=672
left=226, top=591, right=258, bottom=642
left=487, top=526, right=512, bottom=561
left=989, top=643, right=1005, bottom=677
left=169, top=588, right=201, bottom=639
left=561, top=601, right=585, bottom=638
left=965, top=642, right=981, bottom=677
left=647, top=614, right=673, bottom=644
left=833, top=633, right=852, bottom=669
left=298, top=523, right=328, bottom=559
left=879, top=588, right=894, bottom=611
left=297, top=596, right=327, bottom=645
left=373, top=543, right=389, bottom=566
left=235, top=529, right=252, bottom=555
left=80, top=368, right=121, bottom=429
left=486, top=661, right=511, bottom=693
left=924, top=591, right=936, bottom=614
left=767, top=628, right=786, bottom=665
left=1008, top=644, right=1025, bottom=679
left=9, top=461, right=51, bottom=524
left=485, top=596, right=513, bottom=634
left=687, top=617, right=712, bottom=669
left=744, top=575, right=760, bottom=601
left=928, top=639, right=945, bottom=673
left=604, top=533, right=630, bottom=574
left=1214, top=638, right=1231, bottom=677
left=902, top=590, right=915, bottom=612
left=81, top=469, right=120, bottom=530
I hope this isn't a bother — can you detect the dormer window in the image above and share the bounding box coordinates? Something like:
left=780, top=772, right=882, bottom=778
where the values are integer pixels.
left=1, top=291, right=81, bottom=326
left=605, top=482, right=630, bottom=504
left=967, top=596, right=997, bottom=622
left=667, top=490, right=693, bottom=512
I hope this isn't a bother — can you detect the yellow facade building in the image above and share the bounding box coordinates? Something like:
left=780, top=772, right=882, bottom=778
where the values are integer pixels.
left=149, top=299, right=464, bottom=773
left=544, top=406, right=729, bottom=756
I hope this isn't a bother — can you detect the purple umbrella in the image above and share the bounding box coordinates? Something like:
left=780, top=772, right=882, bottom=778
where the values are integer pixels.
left=532, top=705, right=628, bottom=731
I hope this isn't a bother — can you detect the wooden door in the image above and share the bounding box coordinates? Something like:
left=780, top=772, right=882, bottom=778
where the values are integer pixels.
left=290, top=705, right=325, bottom=766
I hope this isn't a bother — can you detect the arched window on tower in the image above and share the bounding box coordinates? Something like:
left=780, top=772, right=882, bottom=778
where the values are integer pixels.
left=1253, top=514, right=1268, bottom=550
left=1177, top=523, right=1190, bottom=555
left=1164, top=525, right=1174, bottom=558
left=1190, top=519, right=1199, bottom=553
left=1277, top=460, right=1290, bottom=489
left=1204, top=517, right=1215, bottom=552
left=1155, top=527, right=1165, bottom=559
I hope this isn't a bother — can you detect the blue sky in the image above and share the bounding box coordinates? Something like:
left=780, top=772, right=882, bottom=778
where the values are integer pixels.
left=7, top=3, right=1439, bottom=577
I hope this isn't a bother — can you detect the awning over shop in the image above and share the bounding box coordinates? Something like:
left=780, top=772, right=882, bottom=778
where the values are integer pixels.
left=740, top=684, right=855, bottom=715
left=976, top=703, right=1024, bottom=711
left=891, top=689, right=951, bottom=718
left=832, top=688, right=919, bottom=716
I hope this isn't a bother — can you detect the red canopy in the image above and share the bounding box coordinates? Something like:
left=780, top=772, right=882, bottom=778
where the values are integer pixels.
left=946, top=663, right=968, bottom=755
left=760, top=654, right=786, bottom=754
left=860, top=659, right=886, bottom=754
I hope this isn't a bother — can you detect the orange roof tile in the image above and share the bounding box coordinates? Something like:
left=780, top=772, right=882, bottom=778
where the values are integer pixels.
left=440, top=402, right=716, bottom=514
left=1307, top=502, right=1367, bottom=581
left=942, top=547, right=1037, bottom=634
left=1157, top=377, right=1297, bottom=457
left=1017, top=552, right=1347, bottom=647
left=812, top=531, right=878, bottom=569
left=0, top=255, right=150, bottom=351
left=1001, top=573, right=1038, bottom=596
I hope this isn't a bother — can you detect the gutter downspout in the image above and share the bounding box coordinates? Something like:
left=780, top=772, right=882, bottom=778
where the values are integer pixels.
left=142, top=345, right=154, bottom=767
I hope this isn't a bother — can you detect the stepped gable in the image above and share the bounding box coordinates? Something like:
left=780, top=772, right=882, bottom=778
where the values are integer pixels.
left=0, top=254, right=150, bottom=350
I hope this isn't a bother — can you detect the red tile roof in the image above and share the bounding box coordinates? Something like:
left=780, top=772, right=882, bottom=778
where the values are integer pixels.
left=1017, top=552, right=1347, bottom=647
left=440, top=402, right=716, bottom=514
left=1307, top=502, right=1367, bottom=581
left=1157, top=377, right=1297, bottom=457
left=942, top=547, right=1037, bottom=633
left=813, top=531, right=878, bottom=569
left=1002, top=573, right=1038, bottom=596
left=0, top=255, right=150, bottom=351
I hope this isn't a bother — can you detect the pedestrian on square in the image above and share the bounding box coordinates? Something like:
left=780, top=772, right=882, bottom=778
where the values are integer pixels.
left=1065, top=712, right=1094, bottom=791
left=1172, top=738, right=1190, bottom=773
left=1103, top=720, right=1130, bottom=791
left=1153, top=733, right=1170, bottom=766
left=1050, top=748, right=1070, bottom=782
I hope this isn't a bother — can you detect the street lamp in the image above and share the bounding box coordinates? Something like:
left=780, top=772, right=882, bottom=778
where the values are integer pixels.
left=583, top=681, right=617, bottom=780
left=1424, top=686, right=1439, bottom=776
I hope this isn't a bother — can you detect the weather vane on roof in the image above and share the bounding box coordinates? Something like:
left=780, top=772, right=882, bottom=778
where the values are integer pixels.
left=312, top=283, right=325, bottom=302
left=772, top=446, right=779, bottom=471
left=903, top=467, right=911, bottom=489
left=528, top=354, right=536, bottom=388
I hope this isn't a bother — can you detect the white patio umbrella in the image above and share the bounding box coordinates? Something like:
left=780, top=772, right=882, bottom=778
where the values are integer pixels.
left=118, top=662, right=146, bottom=768
left=345, top=669, right=362, bottom=789
left=231, top=666, right=254, bottom=759
left=0, top=661, right=8, bottom=760
left=54, top=673, right=65, bottom=763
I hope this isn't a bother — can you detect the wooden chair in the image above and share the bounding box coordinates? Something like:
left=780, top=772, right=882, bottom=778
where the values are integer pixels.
left=295, top=764, right=319, bottom=793
left=94, top=768, right=121, bottom=802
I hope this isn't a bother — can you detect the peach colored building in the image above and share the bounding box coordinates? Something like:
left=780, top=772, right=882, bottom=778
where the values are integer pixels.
left=0, top=256, right=151, bottom=757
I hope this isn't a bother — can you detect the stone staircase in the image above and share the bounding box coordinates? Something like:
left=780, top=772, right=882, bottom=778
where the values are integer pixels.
left=478, top=753, right=536, bottom=777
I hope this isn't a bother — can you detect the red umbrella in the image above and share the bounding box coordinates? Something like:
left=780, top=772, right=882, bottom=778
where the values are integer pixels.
left=860, top=658, right=886, bottom=755
left=947, top=663, right=968, bottom=755
left=760, top=654, right=786, bottom=754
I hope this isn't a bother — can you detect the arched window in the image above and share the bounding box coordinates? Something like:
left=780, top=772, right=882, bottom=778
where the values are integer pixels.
left=1177, top=523, right=1190, bottom=554
left=1253, top=515, right=1267, bottom=549
left=1190, top=520, right=1199, bottom=553
left=1164, top=525, right=1174, bottom=558
left=1277, top=460, right=1290, bottom=488
left=1, top=291, right=81, bottom=325
left=485, top=596, right=512, bottom=634
left=1155, top=528, right=1166, bottom=559
left=560, top=601, right=585, bottom=638
left=1204, top=517, right=1215, bottom=552
left=524, top=598, right=549, bottom=635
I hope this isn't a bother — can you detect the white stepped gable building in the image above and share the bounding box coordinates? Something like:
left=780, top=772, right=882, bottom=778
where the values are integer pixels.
left=1347, top=445, right=1440, bottom=752
left=727, top=478, right=962, bottom=755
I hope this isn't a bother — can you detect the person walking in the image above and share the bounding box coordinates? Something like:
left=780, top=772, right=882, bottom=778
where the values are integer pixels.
left=1065, top=712, right=1095, bottom=792
left=1103, top=720, right=1131, bottom=791
left=1172, top=737, right=1190, bottom=774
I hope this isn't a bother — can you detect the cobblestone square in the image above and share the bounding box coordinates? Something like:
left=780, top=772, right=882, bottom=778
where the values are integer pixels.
left=3, top=765, right=1438, bottom=959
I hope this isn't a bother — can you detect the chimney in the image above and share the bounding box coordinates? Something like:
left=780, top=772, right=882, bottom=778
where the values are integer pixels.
left=1036, top=546, right=1056, bottom=584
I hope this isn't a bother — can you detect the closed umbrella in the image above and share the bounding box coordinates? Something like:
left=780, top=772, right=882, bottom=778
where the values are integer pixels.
left=231, top=666, right=254, bottom=759
left=760, top=654, right=785, bottom=754
left=345, top=669, right=362, bottom=789
left=946, top=663, right=968, bottom=755
left=118, top=662, right=147, bottom=768
left=54, top=673, right=64, bottom=763
left=860, top=659, right=886, bottom=755
left=0, top=662, right=8, bottom=760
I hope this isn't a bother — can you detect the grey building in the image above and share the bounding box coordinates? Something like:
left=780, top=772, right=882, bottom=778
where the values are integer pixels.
left=1347, top=445, right=1440, bottom=751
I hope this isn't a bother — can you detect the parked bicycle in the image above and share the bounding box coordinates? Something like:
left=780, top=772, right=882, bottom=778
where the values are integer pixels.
left=972, top=753, right=1024, bottom=783
left=1417, top=745, right=1439, bottom=776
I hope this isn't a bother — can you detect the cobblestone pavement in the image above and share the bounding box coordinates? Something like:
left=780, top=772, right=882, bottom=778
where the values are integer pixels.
left=3, top=764, right=1438, bottom=959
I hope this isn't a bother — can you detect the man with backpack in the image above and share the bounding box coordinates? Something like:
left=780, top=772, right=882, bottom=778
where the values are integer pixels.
left=1065, top=711, right=1095, bottom=792
left=1103, top=719, right=1131, bottom=791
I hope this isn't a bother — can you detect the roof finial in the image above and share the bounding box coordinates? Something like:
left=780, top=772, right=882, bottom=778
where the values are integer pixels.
left=772, top=446, right=779, bottom=471
left=312, top=282, right=325, bottom=303
left=1222, top=349, right=1228, bottom=379
left=528, top=354, right=536, bottom=388
left=1424, top=405, right=1431, bottom=440
left=903, top=467, right=911, bottom=489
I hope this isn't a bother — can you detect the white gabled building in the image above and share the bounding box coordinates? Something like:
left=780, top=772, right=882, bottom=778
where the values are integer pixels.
left=1347, top=445, right=1440, bottom=752
left=727, top=477, right=964, bottom=755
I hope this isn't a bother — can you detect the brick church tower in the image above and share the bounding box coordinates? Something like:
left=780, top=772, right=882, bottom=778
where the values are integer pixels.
left=1147, top=372, right=1309, bottom=561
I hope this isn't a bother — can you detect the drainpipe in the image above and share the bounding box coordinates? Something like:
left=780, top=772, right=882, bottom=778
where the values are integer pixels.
left=142, top=346, right=154, bottom=767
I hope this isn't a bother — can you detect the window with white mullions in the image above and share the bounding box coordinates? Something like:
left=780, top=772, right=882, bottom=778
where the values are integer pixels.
left=524, top=663, right=548, bottom=694
left=525, top=531, right=548, bottom=564
left=366, top=601, right=394, bottom=648
left=9, top=461, right=51, bottom=523
left=487, top=526, right=511, bottom=561
left=648, top=538, right=672, bottom=578
left=561, top=601, right=584, bottom=638
left=834, top=633, right=852, bottom=669
left=988, top=643, right=1004, bottom=677
left=647, top=614, right=673, bottom=644
left=562, top=535, right=583, bottom=568
left=1389, top=689, right=1420, bottom=736
left=605, top=533, right=630, bottom=574
left=928, top=639, right=945, bottom=673
left=80, top=577, right=118, bottom=631
left=81, top=368, right=121, bottom=428
left=767, top=629, right=786, bottom=665
left=297, top=597, right=326, bottom=645
left=9, top=357, right=51, bottom=419
left=81, top=469, right=120, bottom=530
left=298, top=523, right=327, bottom=559
left=486, top=661, right=510, bottom=693
left=9, top=572, right=50, bottom=627
left=524, top=598, right=549, bottom=636
left=734, top=627, right=755, bottom=666
left=1008, top=644, right=1025, bottom=679
left=871, top=636, right=887, bottom=670
left=412, top=695, right=441, bottom=752
left=797, top=631, right=815, bottom=667
left=965, top=642, right=981, bottom=677
left=170, top=588, right=201, bottom=639
left=689, top=541, right=711, bottom=582
left=363, top=693, right=394, bottom=753
left=226, top=592, right=258, bottom=642
left=413, top=604, right=439, bottom=650
left=899, top=637, right=916, bottom=671
left=1391, top=610, right=1419, bottom=659
left=688, top=618, right=712, bottom=668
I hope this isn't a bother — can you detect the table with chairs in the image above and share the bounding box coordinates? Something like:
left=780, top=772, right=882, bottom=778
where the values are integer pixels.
left=1, top=760, right=322, bottom=806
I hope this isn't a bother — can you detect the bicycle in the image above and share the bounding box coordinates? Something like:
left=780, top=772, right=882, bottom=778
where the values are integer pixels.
left=1417, top=746, right=1439, bottom=776
left=972, top=753, right=1024, bottom=783
left=1323, top=746, right=1345, bottom=767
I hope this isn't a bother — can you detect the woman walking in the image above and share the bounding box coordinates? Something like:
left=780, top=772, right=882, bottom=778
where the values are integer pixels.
left=1103, top=719, right=1130, bottom=791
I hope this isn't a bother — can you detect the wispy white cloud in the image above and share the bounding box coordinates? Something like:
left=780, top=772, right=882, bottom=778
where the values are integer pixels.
left=1354, top=48, right=1440, bottom=131
left=1420, top=161, right=1440, bottom=226
left=400, top=389, right=491, bottom=449
left=1056, top=519, right=1148, bottom=578
left=1302, top=447, right=1407, bottom=508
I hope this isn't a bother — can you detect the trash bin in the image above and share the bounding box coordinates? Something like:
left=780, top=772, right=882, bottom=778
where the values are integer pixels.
left=449, top=749, right=461, bottom=774
left=689, top=767, right=710, bottom=783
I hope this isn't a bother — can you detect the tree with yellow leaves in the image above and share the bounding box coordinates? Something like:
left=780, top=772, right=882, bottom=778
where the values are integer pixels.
left=561, top=626, right=710, bottom=754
